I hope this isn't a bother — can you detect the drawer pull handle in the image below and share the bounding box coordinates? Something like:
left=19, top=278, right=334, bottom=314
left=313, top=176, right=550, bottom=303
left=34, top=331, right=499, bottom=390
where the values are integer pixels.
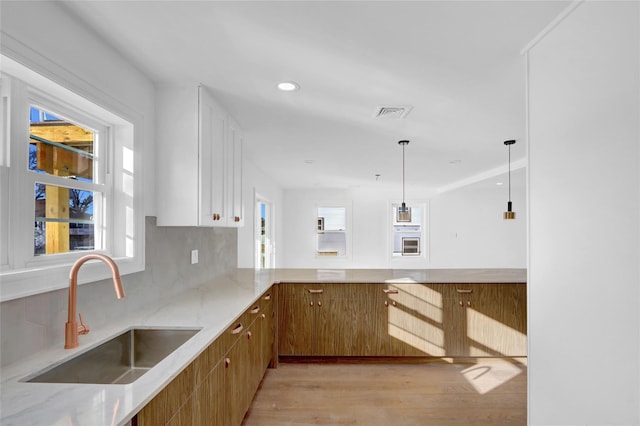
left=383, top=289, right=399, bottom=294
left=308, top=289, right=324, bottom=294
left=225, top=358, right=231, bottom=368
left=456, top=289, right=473, bottom=294
left=247, top=331, right=252, bottom=340
left=318, top=301, right=322, bottom=307
left=250, top=306, right=260, bottom=314
left=264, top=294, right=271, bottom=301
left=260, top=313, right=266, bottom=320
left=231, top=324, right=244, bottom=335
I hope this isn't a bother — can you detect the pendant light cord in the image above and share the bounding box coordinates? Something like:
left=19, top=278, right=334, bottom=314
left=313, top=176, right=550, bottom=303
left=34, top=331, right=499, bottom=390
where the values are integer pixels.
left=508, top=143, right=511, bottom=203
left=398, top=140, right=410, bottom=211
left=402, top=142, right=406, bottom=204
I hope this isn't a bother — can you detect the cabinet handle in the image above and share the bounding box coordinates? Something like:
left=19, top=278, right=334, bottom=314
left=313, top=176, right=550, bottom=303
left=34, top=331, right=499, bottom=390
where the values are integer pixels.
left=213, top=213, right=221, bottom=221
left=250, top=306, right=260, bottom=314
left=467, top=301, right=471, bottom=307
left=456, top=289, right=473, bottom=294
left=231, top=323, right=244, bottom=335
left=318, top=301, right=322, bottom=307
left=383, top=288, right=398, bottom=294
left=459, top=300, right=464, bottom=307
left=235, top=216, right=241, bottom=222
left=392, top=301, right=397, bottom=307
left=309, top=301, right=314, bottom=307
left=308, top=289, right=324, bottom=294
left=264, top=293, right=271, bottom=301
left=260, top=313, right=266, bottom=320
left=384, top=300, right=388, bottom=307
left=225, top=358, right=231, bottom=368
left=247, top=331, right=252, bottom=340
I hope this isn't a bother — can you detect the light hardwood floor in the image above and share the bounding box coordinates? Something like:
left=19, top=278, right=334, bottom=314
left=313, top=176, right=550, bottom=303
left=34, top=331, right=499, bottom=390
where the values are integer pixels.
left=243, top=358, right=527, bottom=426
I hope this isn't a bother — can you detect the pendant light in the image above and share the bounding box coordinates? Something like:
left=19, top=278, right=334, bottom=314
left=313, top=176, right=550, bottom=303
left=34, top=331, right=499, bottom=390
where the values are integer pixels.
left=503, top=139, right=516, bottom=220
left=397, top=140, right=411, bottom=222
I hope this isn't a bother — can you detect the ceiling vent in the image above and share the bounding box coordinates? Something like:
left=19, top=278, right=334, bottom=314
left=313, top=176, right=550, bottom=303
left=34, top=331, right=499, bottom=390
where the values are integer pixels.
left=374, top=105, right=413, bottom=119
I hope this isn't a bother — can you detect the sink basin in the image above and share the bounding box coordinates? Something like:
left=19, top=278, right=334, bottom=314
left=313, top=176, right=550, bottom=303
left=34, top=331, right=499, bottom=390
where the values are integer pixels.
left=24, top=327, right=201, bottom=384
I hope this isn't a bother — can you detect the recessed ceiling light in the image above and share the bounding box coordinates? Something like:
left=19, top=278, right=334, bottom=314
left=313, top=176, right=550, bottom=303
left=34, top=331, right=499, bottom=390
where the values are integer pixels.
left=277, top=81, right=300, bottom=92
left=496, top=182, right=504, bottom=186
left=449, top=159, right=462, bottom=164
left=304, top=159, right=315, bottom=164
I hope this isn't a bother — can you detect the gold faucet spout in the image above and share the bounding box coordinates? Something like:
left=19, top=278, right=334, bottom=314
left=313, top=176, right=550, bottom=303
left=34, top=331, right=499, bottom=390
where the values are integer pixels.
left=65, top=253, right=125, bottom=349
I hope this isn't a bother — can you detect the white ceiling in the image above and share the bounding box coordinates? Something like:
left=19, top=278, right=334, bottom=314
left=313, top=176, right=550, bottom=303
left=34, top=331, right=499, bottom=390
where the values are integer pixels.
left=63, top=1, right=568, bottom=192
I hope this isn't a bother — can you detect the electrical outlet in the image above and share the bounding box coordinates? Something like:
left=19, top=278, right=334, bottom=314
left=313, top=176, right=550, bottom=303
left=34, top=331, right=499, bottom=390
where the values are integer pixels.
left=191, top=249, right=199, bottom=264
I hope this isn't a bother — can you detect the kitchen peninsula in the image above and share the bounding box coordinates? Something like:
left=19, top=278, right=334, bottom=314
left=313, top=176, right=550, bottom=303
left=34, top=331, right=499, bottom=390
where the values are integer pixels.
left=0, top=268, right=526, bottom=426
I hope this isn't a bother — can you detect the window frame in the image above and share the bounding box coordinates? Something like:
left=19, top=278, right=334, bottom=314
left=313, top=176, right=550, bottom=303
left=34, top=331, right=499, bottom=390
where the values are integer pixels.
left=28, top=96, right=110, bottom=258
left=389, top=200, right=429, bottom=264
left=0, top=55, right=145, bottom=302
left=315, top=202, right=351, bottom=260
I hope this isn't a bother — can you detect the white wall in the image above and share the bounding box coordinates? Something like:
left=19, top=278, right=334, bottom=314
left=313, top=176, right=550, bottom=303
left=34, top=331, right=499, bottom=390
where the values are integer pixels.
left=237, top=157, right=285, bottom=268
left=283, top=187, right=394, bottom=269
left=431, top=168, right=526, bottom=268
left=526, top=2, right=640, bottom=424
left=0, top=1, right=156, bottom=216
left=282, top=169, right=526, bottom=269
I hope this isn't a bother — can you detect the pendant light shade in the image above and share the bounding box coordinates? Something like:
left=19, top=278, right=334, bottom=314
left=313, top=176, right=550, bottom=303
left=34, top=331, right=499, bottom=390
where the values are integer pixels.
left=503, top=139, right=516, bottom=220
left=397, top=140, right=411, bottom=222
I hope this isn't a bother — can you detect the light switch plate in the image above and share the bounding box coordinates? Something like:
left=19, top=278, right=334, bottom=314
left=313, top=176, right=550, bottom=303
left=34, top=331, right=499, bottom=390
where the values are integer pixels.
left=191, top=249, right=199, bottom=264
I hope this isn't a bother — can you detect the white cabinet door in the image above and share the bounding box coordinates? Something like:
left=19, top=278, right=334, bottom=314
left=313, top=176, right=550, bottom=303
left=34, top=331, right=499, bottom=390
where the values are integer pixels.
left=156, top=85, right=199, bottom=226
left=199, top=86, right=228, bottom=226
left=227, top=116, right=243, bottom=227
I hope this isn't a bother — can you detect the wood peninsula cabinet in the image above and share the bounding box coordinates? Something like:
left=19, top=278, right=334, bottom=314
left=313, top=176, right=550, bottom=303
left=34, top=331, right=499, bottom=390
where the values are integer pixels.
left=379, top=283, right=450, bottom=357
left=278, top=282, right=526, bottom=358
left=383, top=283, right=527, bottom=357
left=277, top=284, right=353, bottom=356
left=135, top=289, right=275, bottom=426
left=449, top=283, right=527, bottom=357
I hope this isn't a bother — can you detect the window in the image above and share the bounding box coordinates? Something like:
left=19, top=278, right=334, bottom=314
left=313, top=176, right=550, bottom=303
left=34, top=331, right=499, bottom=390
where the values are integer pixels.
left=391, top=202, right=426, bottom=258
left=316, top=206, right=347, bottom=257
left=30, top=106, right=104, bottom=256
left=1, top=56, right=144, bottom=301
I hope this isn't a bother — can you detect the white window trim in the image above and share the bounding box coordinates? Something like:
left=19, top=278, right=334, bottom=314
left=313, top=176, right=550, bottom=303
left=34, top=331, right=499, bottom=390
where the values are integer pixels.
left=314, top=201, right=352, bottom=261
left=388, top=200, right=430, bottom=265
left=0, top=55, right=145, bottom=302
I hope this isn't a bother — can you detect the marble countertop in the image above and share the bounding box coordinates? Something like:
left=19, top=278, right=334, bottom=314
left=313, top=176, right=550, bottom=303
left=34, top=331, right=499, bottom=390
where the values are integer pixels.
left=0, top=268, right=525, bottom=426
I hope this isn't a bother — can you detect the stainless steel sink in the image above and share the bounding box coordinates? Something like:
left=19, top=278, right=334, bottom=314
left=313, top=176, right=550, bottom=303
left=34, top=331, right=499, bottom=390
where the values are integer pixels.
left=24, top=327, right=201, bottom=384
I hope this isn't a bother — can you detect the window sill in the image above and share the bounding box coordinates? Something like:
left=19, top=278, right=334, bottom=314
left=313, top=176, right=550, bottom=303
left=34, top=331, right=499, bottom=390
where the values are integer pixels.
left=0, top=255, right=144, bottom=302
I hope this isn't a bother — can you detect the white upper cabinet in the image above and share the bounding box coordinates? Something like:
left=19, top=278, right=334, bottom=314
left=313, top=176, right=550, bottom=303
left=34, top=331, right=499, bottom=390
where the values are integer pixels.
left=156, top=84, right=243, bottom=227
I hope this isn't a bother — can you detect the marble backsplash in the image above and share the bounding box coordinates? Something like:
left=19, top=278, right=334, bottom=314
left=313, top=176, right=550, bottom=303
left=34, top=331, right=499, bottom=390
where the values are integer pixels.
left=0, top=216, right=237, bottom=367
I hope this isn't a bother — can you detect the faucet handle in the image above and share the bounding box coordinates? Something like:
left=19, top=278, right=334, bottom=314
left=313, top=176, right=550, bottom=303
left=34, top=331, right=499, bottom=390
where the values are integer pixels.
left=77, top=313, right=90, bottom=335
